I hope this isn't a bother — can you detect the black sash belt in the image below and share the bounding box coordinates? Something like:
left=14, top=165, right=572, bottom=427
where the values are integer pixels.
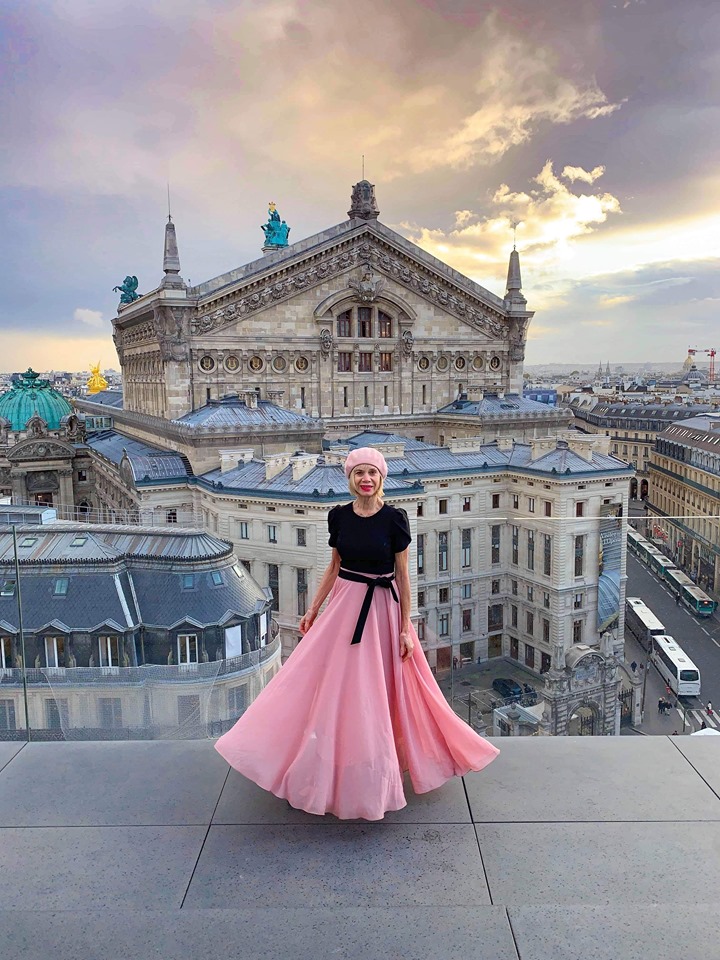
left=338, top=569, right=399, bottom=645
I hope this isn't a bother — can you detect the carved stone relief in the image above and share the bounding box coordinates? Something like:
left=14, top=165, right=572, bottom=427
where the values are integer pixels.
left=192, top=238, right=511, bottom=341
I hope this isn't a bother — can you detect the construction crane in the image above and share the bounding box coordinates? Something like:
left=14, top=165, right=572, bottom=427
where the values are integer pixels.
left=687, top=346, right=717, bottom=382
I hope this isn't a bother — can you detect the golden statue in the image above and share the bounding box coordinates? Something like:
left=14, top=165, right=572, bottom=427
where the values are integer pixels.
left=87, top=362, right=108, bottom=394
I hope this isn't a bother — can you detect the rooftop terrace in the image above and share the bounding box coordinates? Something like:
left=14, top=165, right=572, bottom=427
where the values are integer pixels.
left=1, top=737, right=718, bottom=959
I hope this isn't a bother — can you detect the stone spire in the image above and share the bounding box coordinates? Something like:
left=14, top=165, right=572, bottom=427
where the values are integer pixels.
left=504, top=247, right=526, bottom=307
left=348, top=180, right=380, bottom=221
left=162, top=215, right=184, bottom=289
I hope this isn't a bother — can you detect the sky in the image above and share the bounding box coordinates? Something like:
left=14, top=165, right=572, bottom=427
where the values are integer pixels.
left=1, top=0, right=719, bottom=373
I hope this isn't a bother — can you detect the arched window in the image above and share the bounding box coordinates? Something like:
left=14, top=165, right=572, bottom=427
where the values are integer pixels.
left=378, top=311, right=392, bottom=338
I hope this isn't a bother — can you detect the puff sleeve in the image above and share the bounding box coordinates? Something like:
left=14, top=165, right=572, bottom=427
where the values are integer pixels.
left=327, top=505, right=341, bottom=548
left=390, top=507, right=412, bottom=553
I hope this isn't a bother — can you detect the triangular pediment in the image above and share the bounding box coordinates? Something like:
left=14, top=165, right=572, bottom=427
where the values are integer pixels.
left=191, top=220, right=526, bottom=342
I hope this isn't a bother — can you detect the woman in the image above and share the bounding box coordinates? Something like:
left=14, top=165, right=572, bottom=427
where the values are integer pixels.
left=215, top=447, right=499, bottom=820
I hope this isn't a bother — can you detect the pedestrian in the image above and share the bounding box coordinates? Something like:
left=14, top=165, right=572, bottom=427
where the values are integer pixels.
left=214, top=447, right=499, bottom=820
left=675, top=593, right=681, bottom=606
left=701, top=721, right=707, bottom=730
left=453, top=656, right=458, bottom=671
left=707, top=701, right=713, bottom=717
left=657, top=698, right=664, bottom=714
left=631, top=660, right=637, bottom=673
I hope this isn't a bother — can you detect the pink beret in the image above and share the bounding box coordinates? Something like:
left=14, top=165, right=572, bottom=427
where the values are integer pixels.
left=344, top=447, right=388, bottom=479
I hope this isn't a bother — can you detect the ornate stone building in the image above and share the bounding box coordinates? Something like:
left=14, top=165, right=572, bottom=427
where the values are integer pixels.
left=108, top=182, right=567, bottom=446
left=68, top=182, right=632, bottom=735
left=0, top=369, right=94, bottom=514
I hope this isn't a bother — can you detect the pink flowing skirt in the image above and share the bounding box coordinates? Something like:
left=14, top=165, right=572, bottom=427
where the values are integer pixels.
left=214, top=571, right=499, bottom=820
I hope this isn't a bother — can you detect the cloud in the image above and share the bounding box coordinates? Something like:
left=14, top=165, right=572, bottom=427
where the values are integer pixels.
left=599, top=294, right=635, bottom=307
left=562, top=165, right=606, bottom=184
left=0, top=2, right=622, bottom=199
left=400, top=160, right=622, bottom=296
left=74, top=308, right=104, bottom=328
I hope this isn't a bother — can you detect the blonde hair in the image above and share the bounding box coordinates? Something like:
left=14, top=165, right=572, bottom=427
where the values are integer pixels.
left=348, top=465, right=385, bottom=500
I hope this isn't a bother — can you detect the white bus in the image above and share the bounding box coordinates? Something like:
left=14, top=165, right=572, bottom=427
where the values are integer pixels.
left=651, top=635, right=701, bottom=697
left=625, top=597, right=666, bottom=651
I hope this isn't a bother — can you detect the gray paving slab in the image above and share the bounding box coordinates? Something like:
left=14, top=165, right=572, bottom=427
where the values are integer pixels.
left=0, top=741, right=228, bottom=826
left=0, top=907, right=518, bottom=960
left=186, top=823, right=489, bottom=907
left=508, top=904, right=720, bottom=960
left=671, top=738, right=720, bottom=797
left=0, top=742, right=24, bottom=773
left=0, top=826, right=206, bottom=910
left=466, top=735, right=720, bottom=822
left=213, top=769, right=471, bottom=824
left=477, top=821, right=720, bottom=906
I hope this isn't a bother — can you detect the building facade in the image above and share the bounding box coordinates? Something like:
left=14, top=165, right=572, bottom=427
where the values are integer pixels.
left=0, top=521, right=278, bottom=740
left=0, top=369, right=95, bottom=513
left=646, top=413, right=720, bottom=592
left=571, top=397, right=717, bottom=500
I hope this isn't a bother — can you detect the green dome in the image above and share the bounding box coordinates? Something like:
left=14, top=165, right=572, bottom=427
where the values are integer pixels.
left=0, top=368, right=73, bottom=431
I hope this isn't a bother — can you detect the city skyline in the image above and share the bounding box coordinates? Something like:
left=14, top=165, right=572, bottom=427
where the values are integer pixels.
left=2, top=0, right=719, bottom=372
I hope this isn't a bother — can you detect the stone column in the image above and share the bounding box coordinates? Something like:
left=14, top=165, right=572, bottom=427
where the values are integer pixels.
left=9, top=468, right=27, bottom=504
left=58, top=469, right=75, bottom=514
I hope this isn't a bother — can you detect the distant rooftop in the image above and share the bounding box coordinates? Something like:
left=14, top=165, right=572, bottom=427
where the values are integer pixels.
left=81, top=390, right=124, bottom=408
left=437, top=393, right=568, bottom=418
left=86, top=431, right=192, bottom=483
left=174, top=396, right=322, bottom=431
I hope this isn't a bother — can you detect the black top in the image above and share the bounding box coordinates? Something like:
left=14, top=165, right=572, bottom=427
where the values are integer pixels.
left=328, top=503, right=412, bottom=575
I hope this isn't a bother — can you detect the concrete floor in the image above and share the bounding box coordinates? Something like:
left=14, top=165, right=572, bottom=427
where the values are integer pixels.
left=1, top=737, right=720, bottom=959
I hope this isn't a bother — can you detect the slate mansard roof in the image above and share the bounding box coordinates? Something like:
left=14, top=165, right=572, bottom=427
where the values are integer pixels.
left=82, top=390, right=124, bottom=409
left=205, top=431, right=631, bottom=500
left=436, top=393, right=570, bottom=419
left=86, top=431, right=192, bottom=483
left=0, top=525, right=268, bottom=634
left=174, top=396, right=322, bottom=431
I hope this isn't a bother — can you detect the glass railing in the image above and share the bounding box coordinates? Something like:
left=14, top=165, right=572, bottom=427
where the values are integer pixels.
left=1, top=499, right=717, bottom=741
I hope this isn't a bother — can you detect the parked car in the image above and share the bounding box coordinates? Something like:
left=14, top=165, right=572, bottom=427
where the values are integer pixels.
left=491, top=678, right=523, bottom=701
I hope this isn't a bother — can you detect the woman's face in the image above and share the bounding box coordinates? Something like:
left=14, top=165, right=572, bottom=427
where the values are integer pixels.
left=352, top=464, right=381, bottom=496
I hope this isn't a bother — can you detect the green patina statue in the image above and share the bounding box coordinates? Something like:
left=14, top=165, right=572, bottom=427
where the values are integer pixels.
left=261, top=202, right=290, bottom=247
left=113, top=275, right=140, bottom=303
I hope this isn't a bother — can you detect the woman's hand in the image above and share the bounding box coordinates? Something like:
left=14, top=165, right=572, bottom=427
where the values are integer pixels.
left=399, top=629, right=414, bottom=661
left=299, top=609, right=317, bottom=635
